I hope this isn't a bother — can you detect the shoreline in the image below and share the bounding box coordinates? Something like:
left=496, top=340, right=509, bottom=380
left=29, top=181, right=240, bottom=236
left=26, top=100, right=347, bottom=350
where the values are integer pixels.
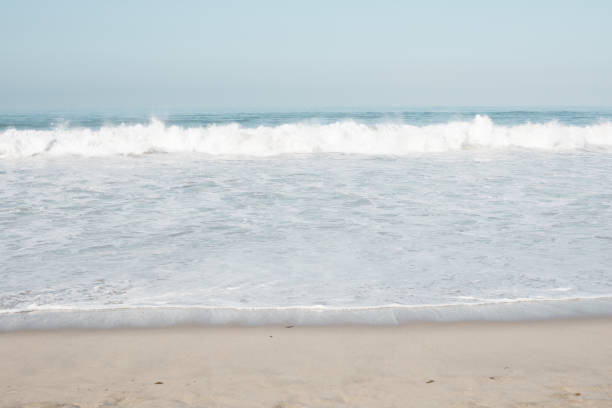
left=3, top=296, right=612, bottom=332
left=2, top=318, right=611, bottom=407
left=1, top=314, right=611, bottom=333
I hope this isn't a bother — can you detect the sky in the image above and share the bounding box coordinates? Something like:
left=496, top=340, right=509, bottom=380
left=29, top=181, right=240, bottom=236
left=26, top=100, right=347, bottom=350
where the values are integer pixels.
left=1, top=0, right=612, bottom=110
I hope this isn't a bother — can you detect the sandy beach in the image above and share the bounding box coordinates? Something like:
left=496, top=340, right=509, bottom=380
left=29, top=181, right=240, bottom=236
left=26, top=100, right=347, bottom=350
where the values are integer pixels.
left=1, top=318, right=611, bottom=408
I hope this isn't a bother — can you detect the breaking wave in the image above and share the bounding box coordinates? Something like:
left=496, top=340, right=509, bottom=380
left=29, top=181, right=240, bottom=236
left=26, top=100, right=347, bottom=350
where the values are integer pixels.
left=2, top=115, right=612, bottom=158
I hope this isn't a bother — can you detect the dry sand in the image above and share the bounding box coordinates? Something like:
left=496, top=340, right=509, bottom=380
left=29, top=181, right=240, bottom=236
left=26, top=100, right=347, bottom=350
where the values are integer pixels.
left=1, top=318, right=611, bottom=408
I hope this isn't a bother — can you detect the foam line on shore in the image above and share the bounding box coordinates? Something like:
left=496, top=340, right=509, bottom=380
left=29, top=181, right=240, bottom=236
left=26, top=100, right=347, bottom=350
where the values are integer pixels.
left=2, top=297, right=612, bottom=331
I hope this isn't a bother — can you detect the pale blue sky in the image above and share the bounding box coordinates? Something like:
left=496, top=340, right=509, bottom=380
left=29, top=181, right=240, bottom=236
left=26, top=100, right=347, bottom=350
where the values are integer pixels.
left=2, top=0, right=611, bottom=110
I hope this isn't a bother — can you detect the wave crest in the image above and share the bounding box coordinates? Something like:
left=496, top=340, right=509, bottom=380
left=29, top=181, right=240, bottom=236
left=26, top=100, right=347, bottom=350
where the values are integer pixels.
left=2, top=115, right=612, bottom=158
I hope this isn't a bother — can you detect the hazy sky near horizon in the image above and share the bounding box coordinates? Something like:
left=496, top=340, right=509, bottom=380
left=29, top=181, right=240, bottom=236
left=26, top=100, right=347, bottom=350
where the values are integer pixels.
left=2, top=0, right=612, bottom=110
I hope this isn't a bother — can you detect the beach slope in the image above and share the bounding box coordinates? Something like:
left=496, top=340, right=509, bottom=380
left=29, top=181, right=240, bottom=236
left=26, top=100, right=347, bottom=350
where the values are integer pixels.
left=1, top=318, right=611, bottom=408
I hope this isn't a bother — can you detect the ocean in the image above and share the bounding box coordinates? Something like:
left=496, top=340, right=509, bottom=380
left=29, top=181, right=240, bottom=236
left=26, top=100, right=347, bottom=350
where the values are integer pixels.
left=1, top=108, right=612, bottom=330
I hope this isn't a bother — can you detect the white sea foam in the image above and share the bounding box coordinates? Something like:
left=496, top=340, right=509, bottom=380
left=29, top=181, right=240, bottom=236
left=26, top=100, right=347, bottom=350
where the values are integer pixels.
left=1, top=297, right=612, bottom=331
left=3, top=115, right=612, bottom=330
left=2, top=115, right=612, bottom=158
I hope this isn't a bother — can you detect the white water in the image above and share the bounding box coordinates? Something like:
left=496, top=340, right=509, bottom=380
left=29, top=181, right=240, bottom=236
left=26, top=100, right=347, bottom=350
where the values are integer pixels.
left=2, top=115, right=612, bottom=158
left=2, top=114, right=612, bottom=329
left=3, top=298, right=612, bottom=331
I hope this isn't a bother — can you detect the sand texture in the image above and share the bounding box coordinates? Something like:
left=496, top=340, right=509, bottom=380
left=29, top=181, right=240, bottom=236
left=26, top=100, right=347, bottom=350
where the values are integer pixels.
left=1, top=319, right=612, bottom=408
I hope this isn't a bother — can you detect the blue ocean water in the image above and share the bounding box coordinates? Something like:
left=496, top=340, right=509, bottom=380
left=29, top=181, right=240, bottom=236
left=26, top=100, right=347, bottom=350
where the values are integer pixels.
left=1, top=108, right=612, bottom=329
left=2, top=107, right=612, bottom=131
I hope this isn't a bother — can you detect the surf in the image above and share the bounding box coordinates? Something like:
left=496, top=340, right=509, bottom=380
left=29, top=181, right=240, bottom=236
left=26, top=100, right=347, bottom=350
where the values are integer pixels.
left=2, top=115, right=612, bottom=158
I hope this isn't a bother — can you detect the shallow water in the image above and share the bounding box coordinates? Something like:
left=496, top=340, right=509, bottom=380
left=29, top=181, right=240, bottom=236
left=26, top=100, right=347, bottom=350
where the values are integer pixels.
left=1, top=109, right=612, bottom=328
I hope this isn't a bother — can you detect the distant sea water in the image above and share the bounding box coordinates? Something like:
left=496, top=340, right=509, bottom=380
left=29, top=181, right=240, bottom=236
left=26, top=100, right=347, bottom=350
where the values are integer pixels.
left=1, top=108, right=612, bottom=330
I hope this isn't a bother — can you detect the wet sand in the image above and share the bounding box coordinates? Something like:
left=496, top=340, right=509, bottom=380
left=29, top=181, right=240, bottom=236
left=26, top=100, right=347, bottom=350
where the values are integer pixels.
left=1, top=318, right=612, bottom=407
